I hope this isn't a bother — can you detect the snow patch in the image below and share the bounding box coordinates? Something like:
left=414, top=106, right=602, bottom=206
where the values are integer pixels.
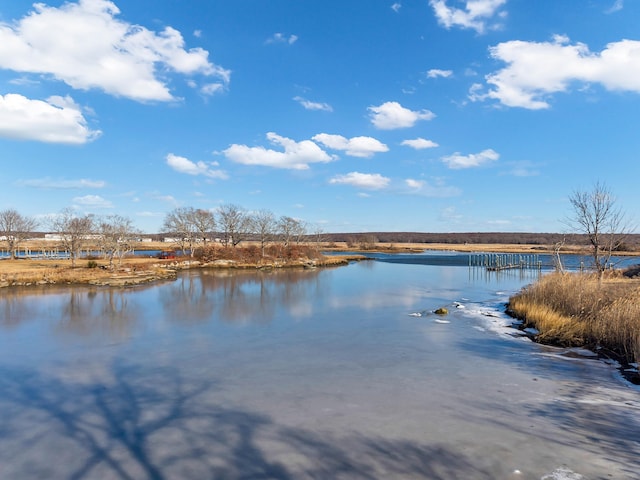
left=541, top=467, right=584, bottom=480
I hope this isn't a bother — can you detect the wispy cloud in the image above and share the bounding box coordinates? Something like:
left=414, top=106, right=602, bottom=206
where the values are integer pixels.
left=426, top=69, right=453, bottom=78
left=312, top=133, right=388, bottom=158
left=18, top=177, right=106, bottom=189
left=391, top=3, right=402, bottom=13
left=329, top=172, right=390, bottom=190
left=405, top=178, right=461, bottom=197
left=441, top=149, right=499, bottom=169
left=293, top=96, right=333, bottom=112
left=605, top=0, right=624, bottom=14
left=166, top=153, right=228, bottom=179
left=0, top=0, right=229, bottom=102
left=368, top=101, right=435, bottom=130
left=72, top=194, right=113, bottom=209
left=266, top=33, right=298, bottom=45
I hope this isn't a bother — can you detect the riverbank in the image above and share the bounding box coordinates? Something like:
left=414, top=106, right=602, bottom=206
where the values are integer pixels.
left=507, top=270, right=640, bottom=383
left=0, top=251, right=367, bottom=288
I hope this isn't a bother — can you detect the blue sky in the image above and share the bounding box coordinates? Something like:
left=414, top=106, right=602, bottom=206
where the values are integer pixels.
left=1, top=0, right=639, bottom=234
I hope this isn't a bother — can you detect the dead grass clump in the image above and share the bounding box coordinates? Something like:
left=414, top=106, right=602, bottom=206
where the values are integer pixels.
left=508, top=272, right=640, bottom=364
left=197, top=244, right=323, bottom=265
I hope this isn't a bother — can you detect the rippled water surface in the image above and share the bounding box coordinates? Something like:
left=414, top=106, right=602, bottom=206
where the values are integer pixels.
left=0, top=254, right=638, bottom=479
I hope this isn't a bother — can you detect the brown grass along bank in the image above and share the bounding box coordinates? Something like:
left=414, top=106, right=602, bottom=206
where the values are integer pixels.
left=508, top=271, right=640, bottom=377
left=0, top=244, right=365, bottom=288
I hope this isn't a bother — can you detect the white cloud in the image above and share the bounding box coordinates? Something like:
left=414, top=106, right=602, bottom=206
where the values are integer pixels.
left=439, top=206, right=463, bottom=222
left=166, top=153, right=228, bottom=179
left=473, top=36, right=640, bottom=109
left=430, top=0, right=507, bottom=33
left=0, top=93, right=100, bottom=144
left=19, top=177, right=105, bottom=189
left=401, top=138, right=439, bottom=149
left=224, top=132, right=334, bottom=170
left=200, top=83, right=225, bottom=96
left=329, top=172, right=390, bottom=190
left=441, top=149, right=499, bottom=169
left=0, top=0, right=229, bottom=102
left=368, top=101, right=435, bottom=129
left=266, top=33, right=298, bottom=45
left=391, top=3, right=402, bottom=13
left=405, top=178, right=461, bottom=197
left=501, top=161, right=540, bottom=177
left=605, top=0, right=624, bottom=14
left=293, top=96, right=333, bottom=112
left=73, top=194, right=113, bottom=208
left=427, top=68, right=453, bottom=78
left=312, top=133, right=388, bottom=158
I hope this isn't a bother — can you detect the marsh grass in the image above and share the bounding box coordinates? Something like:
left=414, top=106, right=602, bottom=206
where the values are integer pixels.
left=508, top=272, right=640, bottom=364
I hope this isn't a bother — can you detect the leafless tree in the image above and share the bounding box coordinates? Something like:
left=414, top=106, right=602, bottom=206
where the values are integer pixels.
left=565, top=182, right=632, bottom=278
left=97, top=215, right=138, bottom=269
left=278, top=216, right=301, bottom=247
left=162, top=207, right=197, bottom=256
left=189, top=208, right=216, bottom=246
left=0, top=209, right=38, bottom=259
left=217, top=204, right=249, bottom=247
left=249, top=209, right=276, bottom=257
left=312, top=224, right=325, bottom=246
left=50, top=208, right=94, bottom=267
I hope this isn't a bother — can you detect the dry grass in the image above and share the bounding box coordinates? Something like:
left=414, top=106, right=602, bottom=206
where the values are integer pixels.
left=508, top=271, right=640, bottom=364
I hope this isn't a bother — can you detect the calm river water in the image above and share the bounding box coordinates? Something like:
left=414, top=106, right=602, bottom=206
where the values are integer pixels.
left=0, top=253, right=638, bottom=479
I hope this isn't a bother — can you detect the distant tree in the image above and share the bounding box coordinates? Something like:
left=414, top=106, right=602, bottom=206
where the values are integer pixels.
left=312, top=224, right=325, bottom=245
left=189, top=208, right=216, bottom=246
left=249, top=209, right=276, bottom=257
left=565, top=182, right=632, bottom=278
left=162, top=207, right=197, bottom=256
left=217, top=204, right=250, bottom=247
left=50, top=208, right=94, bottom=267
left=278, top=216, right=302, bottom=247
left=97, top=215, right=138, bottom=269
left=0, top=209, right=38, bottom=259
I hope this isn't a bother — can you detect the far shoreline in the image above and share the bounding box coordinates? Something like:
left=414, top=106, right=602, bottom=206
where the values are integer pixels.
left=1, top=240, right=638, bottom=289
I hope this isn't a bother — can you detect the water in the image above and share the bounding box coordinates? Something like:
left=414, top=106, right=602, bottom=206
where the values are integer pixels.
left=0, top=255, right=638, bottom=479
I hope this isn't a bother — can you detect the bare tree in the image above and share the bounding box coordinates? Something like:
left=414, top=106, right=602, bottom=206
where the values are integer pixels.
left=97, top=215, right=138, bottom=269
left=50, top=208, right=94, bottom=267
left=217, top=204, right=249, bottom=247
left=189, top=208, right=216, bottom=246
left=565, top=182, right=631, bottom=278
left=249, top=209, right=276, bottom=257
left=162, top=207, right=197, bottom=256
left=278, top=216, right=299, bottom=247
left=0, top=209, right=38, bottom=259
left=312, top=224, right=326, bottom=246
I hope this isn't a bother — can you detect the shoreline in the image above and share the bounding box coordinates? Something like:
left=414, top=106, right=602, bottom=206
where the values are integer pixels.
left=0, top=252, right=368, bottom=288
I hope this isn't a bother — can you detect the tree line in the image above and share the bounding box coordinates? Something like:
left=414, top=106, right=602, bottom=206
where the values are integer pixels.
left=1, top=183, right=635, bottom=275
left=0, top=204, right=316, bottom=266
left=161, top=204, right=313, bottom=258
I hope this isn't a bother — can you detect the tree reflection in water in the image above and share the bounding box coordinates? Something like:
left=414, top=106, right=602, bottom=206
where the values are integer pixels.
left=0, top=361, right=491, bottom=480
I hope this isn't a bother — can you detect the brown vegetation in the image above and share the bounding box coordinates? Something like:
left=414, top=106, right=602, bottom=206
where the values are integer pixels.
left=0, top=243, right=364, bottom=288
left=508, top=270, right=640, bottom=367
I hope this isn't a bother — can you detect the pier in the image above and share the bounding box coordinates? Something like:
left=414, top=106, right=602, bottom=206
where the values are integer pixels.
left=469, top=253, right=542, bottom=271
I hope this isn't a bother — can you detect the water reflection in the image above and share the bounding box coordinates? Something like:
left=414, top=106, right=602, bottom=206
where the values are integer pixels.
left=0, top=361, right=494, bottom=480
left=161, top=268, right=329, bottom=325
left=0, top=268, right=332, bottom=340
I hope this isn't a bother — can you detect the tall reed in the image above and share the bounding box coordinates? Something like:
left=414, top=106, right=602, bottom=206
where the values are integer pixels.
left=508, top=272, right=640, bottom=365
